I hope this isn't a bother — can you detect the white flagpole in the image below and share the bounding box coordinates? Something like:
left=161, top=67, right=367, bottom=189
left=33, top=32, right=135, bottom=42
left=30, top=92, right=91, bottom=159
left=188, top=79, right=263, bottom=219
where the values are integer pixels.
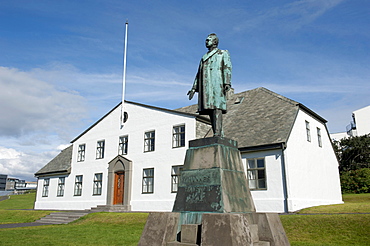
left=120, top=20, right=128, bottom=128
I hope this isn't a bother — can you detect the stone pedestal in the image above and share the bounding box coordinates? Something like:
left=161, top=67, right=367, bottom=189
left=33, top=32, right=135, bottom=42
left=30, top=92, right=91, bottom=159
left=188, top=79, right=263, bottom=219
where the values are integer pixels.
left=173, top=137, right=255, bottom=213
left=138, top=137, right=290, bottom=246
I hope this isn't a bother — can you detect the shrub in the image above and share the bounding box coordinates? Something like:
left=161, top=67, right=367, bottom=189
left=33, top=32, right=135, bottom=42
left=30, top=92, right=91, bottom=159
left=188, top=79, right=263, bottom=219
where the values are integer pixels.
left=340, top=168, right=370, bottom=194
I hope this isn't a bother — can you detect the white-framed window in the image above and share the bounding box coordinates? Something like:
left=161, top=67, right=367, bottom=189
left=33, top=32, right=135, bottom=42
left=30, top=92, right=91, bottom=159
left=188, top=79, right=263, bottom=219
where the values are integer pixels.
left=171, top=165, right=182, bottom=193
left=57, top=177, right=65, bottom=197
left=74, top=175, right=83, bottom=196
left=144, top=131, right=155, bottom=152
left=42, top=178, right=50, bottom=197
left=118, top=135, right=128, bottom=155
left=77, top=144, right=86, bottom=162
left=142, top=168, right=154, bottom=193
left=247, top=158, right=266, bottom=190
left=317, top=127, right=322, bottom=147
left=93, top=173, right=102, bottom=195
left=96, top=140, right=105, bottom=159
left=305, top=121, right=311, bottom=142
left=173, top=125, right=185, bottom=148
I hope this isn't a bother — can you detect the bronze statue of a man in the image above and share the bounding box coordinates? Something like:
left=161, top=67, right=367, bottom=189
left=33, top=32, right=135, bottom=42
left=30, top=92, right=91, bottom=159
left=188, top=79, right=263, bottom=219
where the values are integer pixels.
left=188, top=33, right=232, bottom=137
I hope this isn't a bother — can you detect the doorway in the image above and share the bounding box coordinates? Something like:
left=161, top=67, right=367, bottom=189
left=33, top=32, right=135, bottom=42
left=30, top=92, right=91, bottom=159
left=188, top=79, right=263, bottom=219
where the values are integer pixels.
left=107, top=156, right=132, bottom=210
left=113, top=171, right=125, bottom=205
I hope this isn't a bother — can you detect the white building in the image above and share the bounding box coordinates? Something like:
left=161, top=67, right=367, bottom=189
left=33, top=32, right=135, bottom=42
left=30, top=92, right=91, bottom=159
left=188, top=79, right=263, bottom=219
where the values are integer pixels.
left=331, top=105, right=370, bottom=141
left=34, top=87, right=343, bottom=213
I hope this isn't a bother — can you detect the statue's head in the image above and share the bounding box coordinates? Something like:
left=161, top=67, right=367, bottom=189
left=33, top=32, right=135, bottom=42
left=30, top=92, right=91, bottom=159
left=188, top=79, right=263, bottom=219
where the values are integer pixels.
left=206, top=33, right=219, bottom=49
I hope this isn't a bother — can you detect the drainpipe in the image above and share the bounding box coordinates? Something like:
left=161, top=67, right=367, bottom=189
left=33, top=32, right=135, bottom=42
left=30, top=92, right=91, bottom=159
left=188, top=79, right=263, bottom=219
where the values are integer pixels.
left=281, top=143, right=289, bottom=213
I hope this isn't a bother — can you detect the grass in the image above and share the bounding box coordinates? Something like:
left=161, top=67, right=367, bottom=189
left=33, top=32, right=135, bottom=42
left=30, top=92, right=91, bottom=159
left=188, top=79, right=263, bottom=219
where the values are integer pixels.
left=0, top=192, right=52, bottom=224
left=0, top=213, right=148, bottom=246
left=0, top=193, right=369, bottom=245
left=282, top=193, right=370, bottom=246
left=0, top=192, right=36, bottom=209
left=298, top=193, right=370, bottom=214
left=281, top=214, right=370, bottom=245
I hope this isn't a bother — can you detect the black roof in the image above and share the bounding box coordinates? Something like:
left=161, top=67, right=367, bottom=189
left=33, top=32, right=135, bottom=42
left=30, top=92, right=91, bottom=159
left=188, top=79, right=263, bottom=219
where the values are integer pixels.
left=35, top=145, right=72, bottom=177
left=176, top=87, right=327, bottom=148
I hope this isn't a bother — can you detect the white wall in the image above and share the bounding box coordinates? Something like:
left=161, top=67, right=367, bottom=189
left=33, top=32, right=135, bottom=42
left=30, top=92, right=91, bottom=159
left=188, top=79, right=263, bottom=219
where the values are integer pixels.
left=35, top=103, right=345, bottom=212
left=35, top=102, right=197, bottom=211
left=241, top=149, right=286, bottom=213
left=284, top=109, right=343, bottom=212
left=354, top=105, right=370, bottom=136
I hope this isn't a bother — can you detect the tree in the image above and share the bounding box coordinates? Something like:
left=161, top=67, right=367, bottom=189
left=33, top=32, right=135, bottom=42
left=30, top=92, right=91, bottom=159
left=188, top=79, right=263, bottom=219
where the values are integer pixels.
left=334, top=134, right=370, bottom=193
left=334, top=134, right=370, bottom=172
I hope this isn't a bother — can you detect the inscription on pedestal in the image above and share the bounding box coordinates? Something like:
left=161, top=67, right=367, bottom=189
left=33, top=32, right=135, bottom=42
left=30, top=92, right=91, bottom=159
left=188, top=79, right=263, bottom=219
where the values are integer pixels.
left=180, top=169, right=219, bottom=186
left=176, top=169, right=223, bottom=212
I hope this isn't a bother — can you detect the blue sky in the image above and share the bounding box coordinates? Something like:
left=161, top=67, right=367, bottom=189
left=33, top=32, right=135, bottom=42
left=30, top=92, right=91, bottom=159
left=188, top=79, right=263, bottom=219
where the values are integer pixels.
left=0, top=0, right=369, bottom=181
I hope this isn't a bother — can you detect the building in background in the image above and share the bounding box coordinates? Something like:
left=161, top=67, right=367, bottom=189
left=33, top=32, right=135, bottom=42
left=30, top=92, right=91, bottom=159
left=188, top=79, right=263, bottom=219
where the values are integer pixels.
left=331, top=105, right=370, bottom=141
left=0, top=174, right=7, bottom=191
left=34, top=87, right=343, bottom=213
left=0, top=175, right=37, bottom=194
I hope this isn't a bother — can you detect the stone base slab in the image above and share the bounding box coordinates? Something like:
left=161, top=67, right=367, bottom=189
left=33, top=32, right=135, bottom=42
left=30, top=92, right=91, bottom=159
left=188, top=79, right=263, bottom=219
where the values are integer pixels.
left=138, top=212, right=289, bottom=246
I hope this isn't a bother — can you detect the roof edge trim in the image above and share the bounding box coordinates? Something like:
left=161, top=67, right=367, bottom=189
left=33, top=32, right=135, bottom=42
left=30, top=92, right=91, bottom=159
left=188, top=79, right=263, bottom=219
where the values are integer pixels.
left=239, top=142, right=286, bottom=153
left=298, top=103, right=327, bottom=123
left=35, top=170, right=71, bottom=178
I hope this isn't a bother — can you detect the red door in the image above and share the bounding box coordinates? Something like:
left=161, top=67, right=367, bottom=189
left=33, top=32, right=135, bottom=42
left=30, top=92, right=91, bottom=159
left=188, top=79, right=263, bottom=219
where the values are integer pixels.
left=113, top=172, right=125, bottom=205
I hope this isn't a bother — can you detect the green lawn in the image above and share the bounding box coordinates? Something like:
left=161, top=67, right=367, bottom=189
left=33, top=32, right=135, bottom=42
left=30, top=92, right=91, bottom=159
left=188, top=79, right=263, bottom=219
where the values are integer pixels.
left=282, top=193, right=370, bottom=246
left=281, top=214, right=370, bottom=245
left=298, top=193, right=370, bottom=214
left=0, top=192, right=36, bottom=209
left=0, top=192, right=52, bottom=224
left=0, top=213, right=148, bottom=246
left=0, top=193, right=369, bottom=245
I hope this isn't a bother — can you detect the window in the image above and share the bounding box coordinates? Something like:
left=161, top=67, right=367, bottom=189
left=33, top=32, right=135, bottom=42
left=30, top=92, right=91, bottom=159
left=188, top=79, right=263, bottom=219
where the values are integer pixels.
left=118, top=136, right=128, bottom=155
left=144, top=131, right=155, bottom=152
left=305, top=121, right=311, bottom=142
left=42, top=178, right=50, bottom=197
left=74, top=175, right=83, bottom=196
left=93, top=173, right=103, bottom=195
left=173, top=125, right=185, bottom=148
left=96, top=140, right=105, bottom=159
left=142, top=168, right=154, bottom=193
left=247, top=158, right=266, bottom=190
left=57, top=177, right=65, bottom=197
left=317, top=127, right=322, bottom=147
left=77, top=144, right=86, bottom=162
left=171, top=165, right=182, bottom=193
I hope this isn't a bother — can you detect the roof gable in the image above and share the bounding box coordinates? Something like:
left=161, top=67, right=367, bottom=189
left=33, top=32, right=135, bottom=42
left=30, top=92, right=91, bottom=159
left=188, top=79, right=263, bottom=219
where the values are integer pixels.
left=35, top=145, right=72, bottom=177
left=71, top=101, right=209, bottom=143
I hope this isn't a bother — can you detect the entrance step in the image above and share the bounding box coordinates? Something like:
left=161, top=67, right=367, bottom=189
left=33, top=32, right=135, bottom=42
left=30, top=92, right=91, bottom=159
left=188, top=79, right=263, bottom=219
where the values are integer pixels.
left=89, top=205, right=129, bottom=212
left=35, top=212, right=89, bottom=225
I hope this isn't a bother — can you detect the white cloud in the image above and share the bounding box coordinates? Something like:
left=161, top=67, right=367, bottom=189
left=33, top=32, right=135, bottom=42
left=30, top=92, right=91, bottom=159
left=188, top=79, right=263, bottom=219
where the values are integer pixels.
left=0, top=146, right=56, bottom=181
left=234, top=0, right=345, bottom=32
left=0, top=66, right=87, bottom=140
left=0, top=147, right=21, bottom=160
left=26, top=62, right=193, bottom=108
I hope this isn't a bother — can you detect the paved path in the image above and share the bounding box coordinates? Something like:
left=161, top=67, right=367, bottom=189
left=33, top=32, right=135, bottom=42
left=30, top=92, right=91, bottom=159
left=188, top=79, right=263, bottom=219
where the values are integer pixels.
left=0, top=196, right=9, bottom=202
left=0, top=222, right=54, bottom=229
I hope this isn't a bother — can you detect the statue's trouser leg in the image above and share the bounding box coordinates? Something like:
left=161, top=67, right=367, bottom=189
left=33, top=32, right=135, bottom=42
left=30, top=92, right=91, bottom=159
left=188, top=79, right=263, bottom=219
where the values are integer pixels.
left=211, top=109, right=223, bottom=137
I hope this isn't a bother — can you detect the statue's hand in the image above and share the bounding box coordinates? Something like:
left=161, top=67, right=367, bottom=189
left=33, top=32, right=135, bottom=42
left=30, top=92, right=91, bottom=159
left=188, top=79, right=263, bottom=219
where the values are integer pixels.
left=187, top=89, right=195, bottom=100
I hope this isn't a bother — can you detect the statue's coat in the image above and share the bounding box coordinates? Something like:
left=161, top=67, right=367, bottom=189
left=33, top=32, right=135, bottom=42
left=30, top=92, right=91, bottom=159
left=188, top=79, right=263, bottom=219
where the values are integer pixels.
left=192, top=48, right=232, bottom=115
